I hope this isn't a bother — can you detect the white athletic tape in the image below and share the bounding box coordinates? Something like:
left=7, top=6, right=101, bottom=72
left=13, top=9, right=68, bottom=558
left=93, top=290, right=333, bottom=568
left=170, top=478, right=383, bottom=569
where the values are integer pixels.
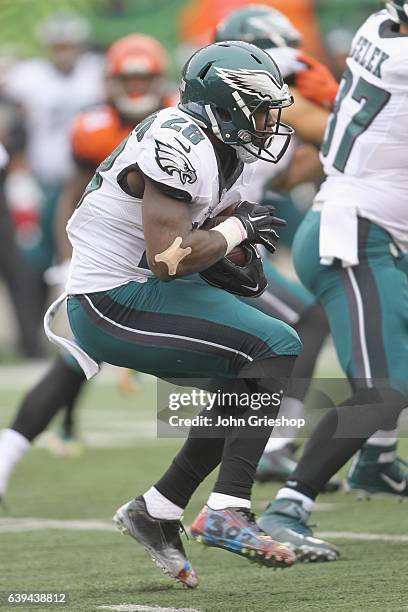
left=154, top=237, right=192, bottom=275
left=210, top=217, right=247, bottom=255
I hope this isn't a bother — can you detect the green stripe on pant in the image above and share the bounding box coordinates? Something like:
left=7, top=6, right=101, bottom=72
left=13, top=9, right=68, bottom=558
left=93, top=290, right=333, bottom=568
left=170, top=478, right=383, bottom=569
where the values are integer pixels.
left=293, top=210, right=408, bottom=397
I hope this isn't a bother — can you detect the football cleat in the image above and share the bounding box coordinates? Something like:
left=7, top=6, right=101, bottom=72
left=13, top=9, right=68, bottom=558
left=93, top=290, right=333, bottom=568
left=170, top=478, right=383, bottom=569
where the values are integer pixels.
left=113, top=496, right=198, bottom=588
left=258, top=499, right=339, bottom=562
left=255, top=447, right=298, bottom=483
left=346, top=444, right=408, bottom=498
left=256, top=446, right=341, bottom=493
left=191, top=505, right=296, bottom=568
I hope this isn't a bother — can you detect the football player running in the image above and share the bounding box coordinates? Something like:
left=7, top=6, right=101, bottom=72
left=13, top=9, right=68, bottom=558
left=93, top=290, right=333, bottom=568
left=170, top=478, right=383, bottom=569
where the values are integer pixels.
left=214, top=4, right=340, bottom=485
left=46, top=41, right=301, bottom=586
left=258, top=1, right=408, bottom=561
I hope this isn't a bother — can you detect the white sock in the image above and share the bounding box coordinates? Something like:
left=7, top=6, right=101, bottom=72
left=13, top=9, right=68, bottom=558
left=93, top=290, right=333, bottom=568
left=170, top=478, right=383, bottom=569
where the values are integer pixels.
left=276, top=487, right=314, bottom=513
left=365, top=429, right=398, bottom=447
left=264, top=437, right=291, bottom=452
left=264, top=397, right=304, bottom=453
left=0, top=429, right=31, bottom=496
left=143, top=486, right=183, bottom=520
left=207, top=492, right=250, bottom=510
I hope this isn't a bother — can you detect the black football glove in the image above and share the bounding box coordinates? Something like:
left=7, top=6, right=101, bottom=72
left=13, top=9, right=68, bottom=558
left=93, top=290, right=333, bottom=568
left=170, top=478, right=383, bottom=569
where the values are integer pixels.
left=233, top=200, right=286, bottom=254
left=200, top=243, right=267, bottom=298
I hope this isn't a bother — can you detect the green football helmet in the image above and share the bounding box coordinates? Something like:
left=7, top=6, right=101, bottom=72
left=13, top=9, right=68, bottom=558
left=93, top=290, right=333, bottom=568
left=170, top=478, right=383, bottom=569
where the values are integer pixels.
left=214, top=4, right=302, bottom=50
left=179, top=41, right=294, bottom=164
left=385, top=0, right=408, bottom=23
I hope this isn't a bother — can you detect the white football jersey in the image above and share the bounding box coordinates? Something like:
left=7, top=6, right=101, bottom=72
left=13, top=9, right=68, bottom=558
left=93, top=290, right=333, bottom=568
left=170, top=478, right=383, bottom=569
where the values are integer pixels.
left=66, top=107, right=257, bottom=294
left=317, top=10, right=408, bottom=249
left=265, top=46, right=307, bottom=80
left=5, top=54, right=104, bottom=182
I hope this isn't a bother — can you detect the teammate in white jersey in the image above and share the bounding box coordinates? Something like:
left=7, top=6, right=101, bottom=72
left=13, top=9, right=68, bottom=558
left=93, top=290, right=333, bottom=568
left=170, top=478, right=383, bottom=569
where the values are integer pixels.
left=49, top=41, right=302, bottom=586
left=259, top=2, right=408, bottom=561
left=5, top=11, right=104, bottom=184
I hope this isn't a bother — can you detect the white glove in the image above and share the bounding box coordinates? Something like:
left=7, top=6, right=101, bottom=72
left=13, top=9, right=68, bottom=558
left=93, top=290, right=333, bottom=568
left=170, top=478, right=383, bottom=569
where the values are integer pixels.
left=44, top=259, right=71, bottom=290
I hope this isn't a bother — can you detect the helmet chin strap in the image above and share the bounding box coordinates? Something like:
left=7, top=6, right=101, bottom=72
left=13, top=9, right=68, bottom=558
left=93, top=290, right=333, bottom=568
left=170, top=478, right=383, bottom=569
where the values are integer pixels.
left=232, top=144, right=259, bottom=164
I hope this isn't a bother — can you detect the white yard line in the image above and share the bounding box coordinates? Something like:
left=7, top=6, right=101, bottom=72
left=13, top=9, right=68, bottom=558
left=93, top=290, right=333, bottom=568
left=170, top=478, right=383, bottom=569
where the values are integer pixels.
left=1, top=517, right=408, bottom=543
left=97, top=606, right=200, bottom=612
left=35, top=426, right=156, bottom=449
left=316, top=531, right=408, bottom=542
left=0, top=361, right=156, bottom=390
left=0, top=517, right=115, bottom=532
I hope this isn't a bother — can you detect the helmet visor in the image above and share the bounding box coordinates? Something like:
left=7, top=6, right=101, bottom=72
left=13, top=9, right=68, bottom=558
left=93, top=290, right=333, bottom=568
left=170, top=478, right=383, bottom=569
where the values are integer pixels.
left=238, top=99, right=294, bottom=163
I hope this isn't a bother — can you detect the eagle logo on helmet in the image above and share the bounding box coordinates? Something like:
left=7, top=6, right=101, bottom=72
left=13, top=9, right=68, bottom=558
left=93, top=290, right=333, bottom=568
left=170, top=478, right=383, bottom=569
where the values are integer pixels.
left=155, top=140, right=197, bottom=185
left=214, top=67, right=286, bottom=101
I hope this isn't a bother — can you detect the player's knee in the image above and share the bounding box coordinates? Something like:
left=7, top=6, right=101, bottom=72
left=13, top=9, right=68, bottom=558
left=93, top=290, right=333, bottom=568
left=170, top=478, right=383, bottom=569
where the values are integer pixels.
left=274, top=321, right=302, bottom=357
left=259, top=320, right=302, bottom=360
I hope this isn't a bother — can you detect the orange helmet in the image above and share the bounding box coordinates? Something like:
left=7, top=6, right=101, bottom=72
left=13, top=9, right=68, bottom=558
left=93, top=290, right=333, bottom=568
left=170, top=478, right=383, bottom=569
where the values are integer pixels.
left=106, top=34, right=168, bottom=121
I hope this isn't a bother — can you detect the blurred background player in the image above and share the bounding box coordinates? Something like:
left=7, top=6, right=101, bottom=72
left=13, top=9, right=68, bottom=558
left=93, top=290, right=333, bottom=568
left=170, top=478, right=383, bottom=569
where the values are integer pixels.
left=3, top=10, right=104, bottom=341
left=0, top=65, right=45, bottom=359
left=258, top=0, right=408, bottom=561
left=0, top=32, right=175, bottom=492
left=214, top=4, right=340, bottom=486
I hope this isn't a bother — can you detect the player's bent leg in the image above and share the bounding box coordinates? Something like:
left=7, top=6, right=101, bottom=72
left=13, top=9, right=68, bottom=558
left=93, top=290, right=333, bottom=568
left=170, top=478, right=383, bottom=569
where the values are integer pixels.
left=300, top=216, right=408, bottom=497
left=67, top=275, right=301, bottom=377
left=0, top=355, right=86, bottom=502
left=67, top=276, right=301, bottom=576
left=188, top=359, right=297, bottom=569
left=46, top=355, right=86, bottom=458
left=260, top=214, right=408, bottom=560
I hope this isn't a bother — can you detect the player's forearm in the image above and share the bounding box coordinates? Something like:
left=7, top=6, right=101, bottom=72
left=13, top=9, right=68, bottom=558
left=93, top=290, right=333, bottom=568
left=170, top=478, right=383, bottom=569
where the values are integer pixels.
left=55, top=191, right=73, bottom=262
left=147, top=228, right=228, bottom=281
left=284, top=88, right=329, bottom=145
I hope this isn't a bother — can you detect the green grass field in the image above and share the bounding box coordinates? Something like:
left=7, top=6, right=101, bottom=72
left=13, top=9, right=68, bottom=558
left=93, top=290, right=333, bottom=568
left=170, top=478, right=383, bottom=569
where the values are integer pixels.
left=0, top=364, right=407, bottom=612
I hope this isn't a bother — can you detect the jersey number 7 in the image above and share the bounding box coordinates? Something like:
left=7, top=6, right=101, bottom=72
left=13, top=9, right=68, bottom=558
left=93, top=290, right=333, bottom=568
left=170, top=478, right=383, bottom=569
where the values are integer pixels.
left=321, top=65, right=391, bottom=173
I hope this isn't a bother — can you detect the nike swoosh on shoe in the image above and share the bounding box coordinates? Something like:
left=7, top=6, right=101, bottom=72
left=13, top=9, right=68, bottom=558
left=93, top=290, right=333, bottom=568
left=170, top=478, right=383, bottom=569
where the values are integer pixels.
left=380, top=473, right=407, bottom=492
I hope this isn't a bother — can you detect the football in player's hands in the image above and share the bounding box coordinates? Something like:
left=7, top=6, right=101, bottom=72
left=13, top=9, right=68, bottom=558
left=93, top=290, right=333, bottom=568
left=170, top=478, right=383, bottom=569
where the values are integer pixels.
left=201, top=212, right=246, bottom=266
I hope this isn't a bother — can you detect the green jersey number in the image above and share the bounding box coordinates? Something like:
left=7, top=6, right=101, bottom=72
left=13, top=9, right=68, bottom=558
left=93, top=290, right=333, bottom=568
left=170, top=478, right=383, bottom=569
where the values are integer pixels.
left=135, top=113, right=158, bottom=142
left=161, top=116, right=205, bottom=145
left=322, top=65, right=391, bottom=173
